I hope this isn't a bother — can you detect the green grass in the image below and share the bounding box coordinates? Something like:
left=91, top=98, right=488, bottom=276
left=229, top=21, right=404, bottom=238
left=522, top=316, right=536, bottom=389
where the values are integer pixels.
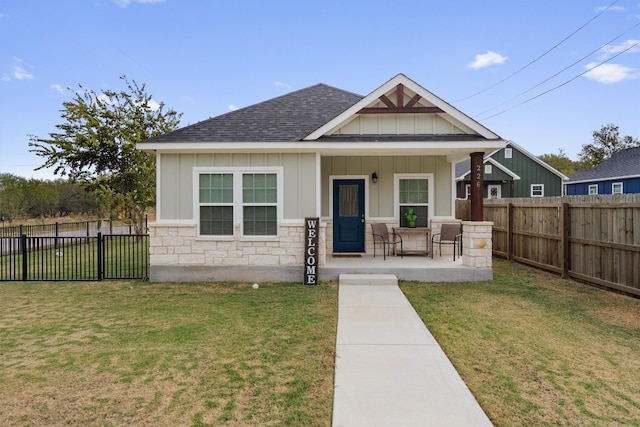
left=2, top=259, right=639, bottom=426
left=0, top=235, right=148, bottom=280
left=0, top=281, right=337, bottom=426
left=401, top=258, right=640, bottom=427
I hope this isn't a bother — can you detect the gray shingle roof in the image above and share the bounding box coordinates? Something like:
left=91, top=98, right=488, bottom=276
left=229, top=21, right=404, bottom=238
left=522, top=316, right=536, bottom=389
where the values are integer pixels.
left=145, top=84, right=363, bottom=143
left=568, top=146, right=640, bottom=182
left=455, top=159, right=471, bottom=178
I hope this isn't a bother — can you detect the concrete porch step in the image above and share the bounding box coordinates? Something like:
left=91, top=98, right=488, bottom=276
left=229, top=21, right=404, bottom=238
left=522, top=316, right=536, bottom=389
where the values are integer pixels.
left=338, top=273, right=398, bottom=286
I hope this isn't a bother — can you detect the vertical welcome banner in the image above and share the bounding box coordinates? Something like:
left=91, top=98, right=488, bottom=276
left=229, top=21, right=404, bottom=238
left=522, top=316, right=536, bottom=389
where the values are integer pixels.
left=304, top=217, right=319, bottom=285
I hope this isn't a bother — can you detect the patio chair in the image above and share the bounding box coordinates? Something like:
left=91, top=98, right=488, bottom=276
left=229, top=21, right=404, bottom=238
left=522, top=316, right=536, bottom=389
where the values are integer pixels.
left=371, top=223, right=403, bottom=260
left=431, top=223, right=463, bottom=261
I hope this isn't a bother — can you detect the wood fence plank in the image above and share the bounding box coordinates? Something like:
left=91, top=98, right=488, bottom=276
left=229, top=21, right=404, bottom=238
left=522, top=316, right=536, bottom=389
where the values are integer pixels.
left=457, top=195, right=640, bottom=292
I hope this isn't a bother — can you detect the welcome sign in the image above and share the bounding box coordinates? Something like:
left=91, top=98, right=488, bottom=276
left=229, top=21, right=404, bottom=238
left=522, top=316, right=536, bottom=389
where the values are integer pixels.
left=304, top=217, right=319, bottom=285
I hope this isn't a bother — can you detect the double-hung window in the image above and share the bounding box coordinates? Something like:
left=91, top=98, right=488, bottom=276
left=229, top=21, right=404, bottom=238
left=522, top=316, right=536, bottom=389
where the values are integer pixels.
left=242, top=173, right=277, bottom=236
left=612, top=182, right=623, bottom=194
left=199, top=173, right=234, bottom=236
left=531, top=184, right=544, bottom=197
left=197, top=168, right=280, bottom=237
left=397, top=174, right=432, bottom=228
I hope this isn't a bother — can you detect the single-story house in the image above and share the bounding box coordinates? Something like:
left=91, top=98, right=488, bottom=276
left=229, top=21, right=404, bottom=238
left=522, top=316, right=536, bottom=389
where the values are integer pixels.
left=137, top=74, right=504, bottom=283
left=565, top=146, right=640, bottom=195
left=455, top=141, right=567, bottom=199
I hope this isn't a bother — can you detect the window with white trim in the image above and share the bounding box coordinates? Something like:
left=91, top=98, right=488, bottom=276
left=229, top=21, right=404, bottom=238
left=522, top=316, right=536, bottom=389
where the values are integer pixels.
left=398, top=176, right=430, bottom=228
left=588, top=184, right=598, bottom=195
left=242, top=173, right=277, bottom=235
left=199, top=173, right=234, bottom=235
left=612, top=182, right=623, bottom=194
left=531, top=184, right=544, bottom=197
left=197, top=169, right=280, bottom=237
left=485, top=164, right=492, bottom=174
left=504, top=148, right=512, bottom=159
left=465, top=184, right=471, bottom=199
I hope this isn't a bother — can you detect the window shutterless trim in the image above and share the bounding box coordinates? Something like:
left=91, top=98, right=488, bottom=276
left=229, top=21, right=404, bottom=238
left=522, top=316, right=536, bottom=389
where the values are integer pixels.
left=193, top=166, right=283, bottom=238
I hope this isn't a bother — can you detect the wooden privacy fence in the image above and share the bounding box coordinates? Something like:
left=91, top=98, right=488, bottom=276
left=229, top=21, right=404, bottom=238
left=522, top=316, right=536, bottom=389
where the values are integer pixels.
left=456, top=195, right=640, bottom=296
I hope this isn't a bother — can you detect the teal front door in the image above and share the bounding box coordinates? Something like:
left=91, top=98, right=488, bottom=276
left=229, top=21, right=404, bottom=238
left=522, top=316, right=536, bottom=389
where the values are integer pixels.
left=333, top=179, right=365, bottom=253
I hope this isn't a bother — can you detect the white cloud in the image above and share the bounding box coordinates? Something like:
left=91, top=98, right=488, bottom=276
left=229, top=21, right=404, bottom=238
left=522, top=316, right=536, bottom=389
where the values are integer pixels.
left=113, top=0, right=165, bottom=7
left=468, top=51, right=508, bottom=69
left=274, top=81, right=292, bottom=89
left=228, top=104, right=239, bottom=111
left=145, top=99, right=161, bottom=111
left=50, top=84, right=66, bottom=94
left=583, top=62, right=638, bottom=83
left=97, top=93, right=113, bottom=105
left=599, top=39, right=640, bottom=58
left=10, top=58, right=34, bottom=80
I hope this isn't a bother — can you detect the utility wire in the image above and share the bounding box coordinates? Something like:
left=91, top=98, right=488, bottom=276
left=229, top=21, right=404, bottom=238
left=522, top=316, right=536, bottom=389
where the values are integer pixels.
left=479, top=39, right=640, bottom=120
left=455, top=0, right=619, bottom=102
left=473, top=22, right=640, bottom=119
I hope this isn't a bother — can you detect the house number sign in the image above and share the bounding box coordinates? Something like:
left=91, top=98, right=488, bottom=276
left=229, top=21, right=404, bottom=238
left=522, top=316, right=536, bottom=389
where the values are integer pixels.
left=304, top=217, right=319, bottom=285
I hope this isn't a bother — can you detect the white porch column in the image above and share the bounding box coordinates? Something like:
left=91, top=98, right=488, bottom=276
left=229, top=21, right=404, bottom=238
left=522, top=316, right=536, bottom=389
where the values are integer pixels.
left=462, top=221, right=493, bottom=268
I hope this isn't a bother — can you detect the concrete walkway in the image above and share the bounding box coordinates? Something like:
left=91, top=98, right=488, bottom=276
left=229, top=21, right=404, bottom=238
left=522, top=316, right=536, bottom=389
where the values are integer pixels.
left=332, top=274, right=493, bottom=427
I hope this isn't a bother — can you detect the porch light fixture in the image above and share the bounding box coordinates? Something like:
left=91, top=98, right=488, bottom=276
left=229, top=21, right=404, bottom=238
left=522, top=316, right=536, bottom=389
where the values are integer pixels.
left=371, top=172, right=378, bottom=183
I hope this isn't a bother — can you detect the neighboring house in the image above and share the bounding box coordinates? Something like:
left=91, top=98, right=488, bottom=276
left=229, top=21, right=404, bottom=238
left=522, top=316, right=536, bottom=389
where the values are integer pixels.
left=454, top=141, right=567, bottom=199
left=136, top=74, right=505, bottom=282
left=565, top=146, right=640, bottom=195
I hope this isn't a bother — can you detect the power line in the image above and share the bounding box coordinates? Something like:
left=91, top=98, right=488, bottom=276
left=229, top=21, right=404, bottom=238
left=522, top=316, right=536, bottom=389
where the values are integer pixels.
left=479, top=39, right=640, bottom=120
left=473, top=21, right=640, bottom=119
left=455, top=0, right=619, bottom=103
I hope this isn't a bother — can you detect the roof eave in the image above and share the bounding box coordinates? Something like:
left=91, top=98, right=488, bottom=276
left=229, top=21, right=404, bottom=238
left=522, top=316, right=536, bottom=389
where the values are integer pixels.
left=566, top=174, right=640, bottom=185
left=136, top=139, right=506, bottom=155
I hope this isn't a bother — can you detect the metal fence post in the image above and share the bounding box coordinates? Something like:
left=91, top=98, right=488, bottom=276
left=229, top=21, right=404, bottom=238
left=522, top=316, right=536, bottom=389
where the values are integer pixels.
left=21, top=234, right=27, bottom=281
left=97, top=232, right=103, bottom=281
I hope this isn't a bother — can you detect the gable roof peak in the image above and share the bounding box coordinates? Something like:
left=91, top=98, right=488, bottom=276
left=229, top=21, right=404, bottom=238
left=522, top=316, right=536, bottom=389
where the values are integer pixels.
left=304, top=73, right=502, bottom=141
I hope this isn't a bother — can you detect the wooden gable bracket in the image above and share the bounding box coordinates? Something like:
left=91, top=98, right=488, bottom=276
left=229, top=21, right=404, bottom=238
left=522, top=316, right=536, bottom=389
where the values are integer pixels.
left=358, top=84, right=444, bottom=114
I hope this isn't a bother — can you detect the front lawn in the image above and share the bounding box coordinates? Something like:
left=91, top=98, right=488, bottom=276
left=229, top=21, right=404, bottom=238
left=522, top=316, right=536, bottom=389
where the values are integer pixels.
left=0, top=281, right=337, bottom=426
left=2, top=259, right=639, bottom=426
left=402, top=258, right=640, bottom=427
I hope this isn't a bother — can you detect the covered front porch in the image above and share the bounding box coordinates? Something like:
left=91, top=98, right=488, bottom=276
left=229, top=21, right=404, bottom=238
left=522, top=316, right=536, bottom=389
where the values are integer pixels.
left=317, top=220, right=494, bottom=282
left=321, top=253, right=482, bottom=282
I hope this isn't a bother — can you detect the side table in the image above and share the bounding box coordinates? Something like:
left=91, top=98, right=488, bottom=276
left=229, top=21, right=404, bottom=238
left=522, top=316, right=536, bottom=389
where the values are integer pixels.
left=392, top=227, right=431, bottom=256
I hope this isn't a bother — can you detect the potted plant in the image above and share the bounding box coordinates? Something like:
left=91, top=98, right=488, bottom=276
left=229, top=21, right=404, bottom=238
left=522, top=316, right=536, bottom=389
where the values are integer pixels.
left=404, top=208, right=417, bottom=228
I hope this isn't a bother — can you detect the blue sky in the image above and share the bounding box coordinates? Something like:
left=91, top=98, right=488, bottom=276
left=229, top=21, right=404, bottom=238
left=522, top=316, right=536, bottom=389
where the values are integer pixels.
left=1, top=0, right=639, bottom=180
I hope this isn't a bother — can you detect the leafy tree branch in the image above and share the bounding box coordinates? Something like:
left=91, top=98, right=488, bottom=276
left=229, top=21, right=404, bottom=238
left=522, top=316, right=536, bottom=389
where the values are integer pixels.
left=29, top=76, right=181, bottom=232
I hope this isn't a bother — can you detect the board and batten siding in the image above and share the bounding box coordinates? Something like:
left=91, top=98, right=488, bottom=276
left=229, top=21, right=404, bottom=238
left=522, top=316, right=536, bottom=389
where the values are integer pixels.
left=158, top=153, right=317, bottom=221
left=491, top=146, right=563, bottom=197
left=321, top=155, right=452, bottom=218
left=334, top=112, right=470, bottom=135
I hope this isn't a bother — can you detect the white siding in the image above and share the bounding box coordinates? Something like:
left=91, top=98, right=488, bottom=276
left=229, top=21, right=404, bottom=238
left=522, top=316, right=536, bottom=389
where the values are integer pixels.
left=158, top=153, right=317, bottom=221
left=321, top=155, right=452, bottom=218
left=332, top=113, right=467, bottom=135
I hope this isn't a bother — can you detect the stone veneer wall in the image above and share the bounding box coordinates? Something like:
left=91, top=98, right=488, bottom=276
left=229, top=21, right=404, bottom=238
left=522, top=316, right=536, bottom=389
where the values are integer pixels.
left=461, top=221, right=493, bottom=268
left=149, top=222, right=327, bottom=269
left=147, top=220, right=493, bottom=282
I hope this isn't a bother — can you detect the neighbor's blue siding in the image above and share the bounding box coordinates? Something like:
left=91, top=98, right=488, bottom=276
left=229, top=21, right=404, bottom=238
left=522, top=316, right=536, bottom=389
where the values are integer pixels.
left=565, top=177, right=640, bottom=195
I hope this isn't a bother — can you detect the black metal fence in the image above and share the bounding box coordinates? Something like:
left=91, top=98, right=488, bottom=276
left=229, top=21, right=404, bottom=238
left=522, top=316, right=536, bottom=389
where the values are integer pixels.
left=0, top=233, right=149, bottom=281
left=0, top=218, right=146, bottom=238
